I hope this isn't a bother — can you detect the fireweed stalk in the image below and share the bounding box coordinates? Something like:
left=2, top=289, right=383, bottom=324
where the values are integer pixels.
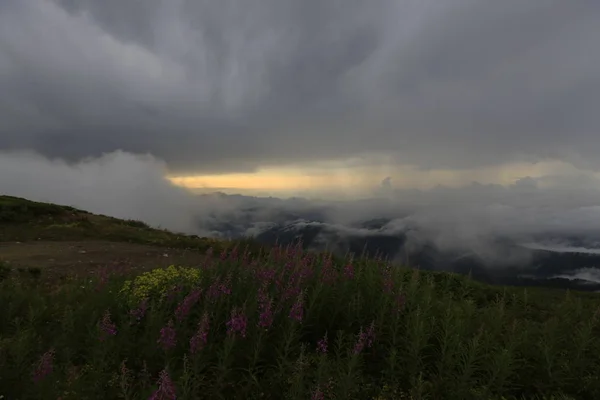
left=254, top=267, right=276, bottom=288
left=206, top=273, right=232, bottom=303
left=32, top=348, right=55, bottom=383
left=250, top=286, right=275, bottom=371
left=315, top=332, right=329, bottom=387
left=219, top=248, right=228, bottom=261
left=99, top=310, right=117, bottom=341
left=339, top=322, right=378, bottom=397
left=343, top=262, right=355, bottom=281
left=320, top=255, right=338, bottom=285
left=353, top=321, right=376, bottom=355
left=311, top=385, right=325, bottom=400
left=227, top=245, right=239, bottom=262
left=189, top=312, right=210, bottom=355
left=157, top=320, right=177, bottom=352
left=276, top=265, right=305, bottom=316
left=257, top=290, right=275, bottom=330
left=129, top=298, right=149, bottom=324
left=117, top=359, right=134, bottom=400
left=289, top=291, right=305, bottom=323
left=174, top=288, right=202, bottom=323
left=287, top=344, right=309, bottom=399
left=279, top=270, right=302, bottom=305
left=216, top=307, right=248, bottom=391
left=382, top=265, right=394, bottom=294
left=226, top=307, right=248, bottom=338
left=275, top=292, right=305, bottom=382
left=148, top=369, right=177, bottom=400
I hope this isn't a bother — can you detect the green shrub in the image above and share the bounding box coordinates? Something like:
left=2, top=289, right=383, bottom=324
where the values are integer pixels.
left=119, top=265, right=201, bottom=306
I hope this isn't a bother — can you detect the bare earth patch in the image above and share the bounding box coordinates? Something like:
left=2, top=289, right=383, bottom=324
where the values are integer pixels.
left=0, top=240, right=210, bottom=281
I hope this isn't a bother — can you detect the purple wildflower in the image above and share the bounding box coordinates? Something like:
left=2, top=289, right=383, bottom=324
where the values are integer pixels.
left=257, top=283, right=269, bottom=304
left=255, top=266, right=275, bottom=284
left=321, top=256, right=337, bottom=285
left=353, top=321, right=376, bottom=355
left=148, top=369, right=177, bottom=400
left=174, top=288, right=202, bottom=323
left=311, top=386, right=325, bottom=400
left=157, top=320, right=177, bottom=351
left=118, top=359, right=133, bottom=395
left=353, top=329, right=366, bottom=355
left=219, top=273, right=232, bottom=295
left=284, top=260, right=294, bottom=271
left=317, top=333, right=328, bottom=354
left=207, top=274, right=232, bottom=302
left=226, top=308, right=248, bottom=338
left=289, top=292, right=304, bottom=323
left=190, top=312, right=210, bottom=354
left=258, top=296, right=274, bottom=330
left=32, top=348, right=55, bottom=383
left=228, top=245, right=239, bottom=261
left=206, top=278, right=220, bottom=301
left=241, top=250, right=250, bottom=265
left=273, top=274, right=284, bottom=296
left=280, top=272, right=302, bottom=305
left=299, top=255, right=315, bottom=281
left=99, top=310, right=117, bottom=341
left=382, top=267, right=394, bottom=294
left=220, top=248, right=228, bottom=261
left=365, top=320, right=376, bottom=348
left=130, top=298, right=149, bottom=323
left=343, top=262, right=355, bottom=280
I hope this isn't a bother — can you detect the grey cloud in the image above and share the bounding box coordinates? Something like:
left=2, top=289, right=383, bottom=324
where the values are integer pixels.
left=0, top=1, right=599, bottom=173
left=0, top=149, right=329, bottom=234
left=380, top=177, right=392, bottom=190
left=6, top=150, right=600, bottom=268
left=0, top=150, right=202, bottom=233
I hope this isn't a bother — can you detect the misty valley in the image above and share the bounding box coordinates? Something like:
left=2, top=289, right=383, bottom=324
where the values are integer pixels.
left=196, top=194, right=600, bottom=293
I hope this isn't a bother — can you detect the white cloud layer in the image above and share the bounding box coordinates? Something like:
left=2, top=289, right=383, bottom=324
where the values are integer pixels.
left=4, top=150, right=600, bottom=264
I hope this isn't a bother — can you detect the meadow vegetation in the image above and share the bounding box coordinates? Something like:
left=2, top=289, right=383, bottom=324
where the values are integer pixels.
left=1, top=196, right=600, bottom=399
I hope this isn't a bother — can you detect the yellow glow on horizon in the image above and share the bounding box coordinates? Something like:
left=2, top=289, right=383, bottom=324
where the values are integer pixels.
left=170, top=174, right=317, bottom=190
left=167, top=159, right=587, bottom=196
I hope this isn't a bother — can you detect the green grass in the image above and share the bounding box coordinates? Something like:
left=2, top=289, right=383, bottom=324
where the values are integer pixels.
left=0, top=195, right=253, bottom=253
left=2, top=248, right=599, bottom=400
left=2, top=195, right=600, bottom=399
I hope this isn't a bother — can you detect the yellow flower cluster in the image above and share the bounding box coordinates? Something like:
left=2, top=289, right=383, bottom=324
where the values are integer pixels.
left=120, top=265, right=201, bottom=305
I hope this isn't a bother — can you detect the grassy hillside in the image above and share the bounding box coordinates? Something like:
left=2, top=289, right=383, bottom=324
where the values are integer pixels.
left=0, top=195, right=221, bottom=248
left=1, top=195, right=600, bottom=399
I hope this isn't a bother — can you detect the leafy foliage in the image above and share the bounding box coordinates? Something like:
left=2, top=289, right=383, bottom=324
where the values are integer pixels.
left=120, top=265, right=202, bottom=306
left=1, top=243, right=600, bottom=399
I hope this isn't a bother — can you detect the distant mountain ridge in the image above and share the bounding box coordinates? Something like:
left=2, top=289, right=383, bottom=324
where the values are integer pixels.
left=253, top=222, right=600, bottom=292
left=194, top=193, right=600, bottom=292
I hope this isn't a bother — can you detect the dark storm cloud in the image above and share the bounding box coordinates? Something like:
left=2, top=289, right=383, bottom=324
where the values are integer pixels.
left=0, top=0, right=599, bottom=173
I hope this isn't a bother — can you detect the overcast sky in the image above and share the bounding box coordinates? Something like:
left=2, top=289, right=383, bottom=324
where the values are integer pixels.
left=1, top=0, right=599, bottom=182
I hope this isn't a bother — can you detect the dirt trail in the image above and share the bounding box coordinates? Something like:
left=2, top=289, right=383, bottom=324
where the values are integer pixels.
left=0, top=241, right=209, bottom=281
